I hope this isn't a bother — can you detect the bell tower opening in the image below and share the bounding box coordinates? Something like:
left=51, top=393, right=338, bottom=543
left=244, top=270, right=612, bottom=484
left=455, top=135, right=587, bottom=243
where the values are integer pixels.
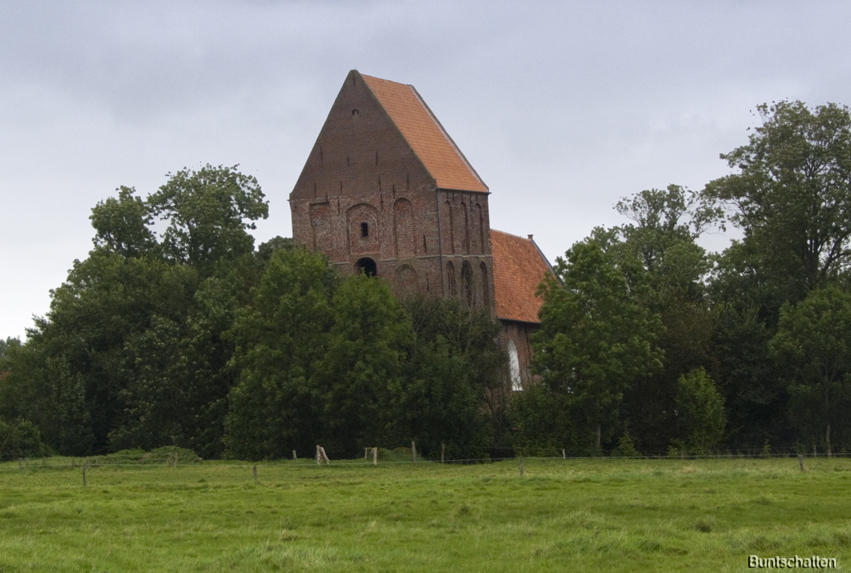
left=355, top=257, right=377, bottom=277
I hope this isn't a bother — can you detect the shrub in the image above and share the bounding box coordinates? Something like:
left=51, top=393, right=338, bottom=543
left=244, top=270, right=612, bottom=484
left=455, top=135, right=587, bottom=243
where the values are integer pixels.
left=0, top=417, right=51, bottom=459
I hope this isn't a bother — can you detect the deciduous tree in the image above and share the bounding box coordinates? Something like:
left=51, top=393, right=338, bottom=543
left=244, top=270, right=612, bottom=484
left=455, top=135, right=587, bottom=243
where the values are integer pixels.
left=704, top=101, right=851, bottom=298
left=532, top=231, right=664, bottom=452
left=674, top=368, right=726, bottom=454
left=769, top=287, right=851, bottom=456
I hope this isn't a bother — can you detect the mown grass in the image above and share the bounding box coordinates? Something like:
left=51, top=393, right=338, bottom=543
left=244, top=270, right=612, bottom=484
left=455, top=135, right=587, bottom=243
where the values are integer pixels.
left=0, top=456, right=848, bottom=571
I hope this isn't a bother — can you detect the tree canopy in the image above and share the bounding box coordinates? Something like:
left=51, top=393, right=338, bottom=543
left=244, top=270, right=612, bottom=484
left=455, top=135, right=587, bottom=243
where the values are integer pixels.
left=770, top=287, right=851, bottom=456
left=531, top=230, right=664, bottom=452
left=704, top=101, right=851, bottom=298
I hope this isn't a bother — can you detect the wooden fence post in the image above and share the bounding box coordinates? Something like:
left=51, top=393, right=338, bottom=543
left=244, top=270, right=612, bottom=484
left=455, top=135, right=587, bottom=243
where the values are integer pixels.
left=320, top=446, right=330, bottom=465
left=798, top=454, right=805, bottom=472
left=292, top=450, right=297, bottom=461
left=411, top=441, right=417, bottom=463
left=253, top=465, right=258, bottom=482
left=372, top=447, right=378, bottom=466
left=562, top=449, right=566, bottom=460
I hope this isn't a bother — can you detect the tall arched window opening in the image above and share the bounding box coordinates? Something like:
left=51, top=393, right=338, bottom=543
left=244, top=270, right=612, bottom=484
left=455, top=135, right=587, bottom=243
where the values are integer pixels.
left=459, top=202, right=469, bottom=254
left=441, top=201, right=454, bottom=254
left=462, top=261, right=473, bottom=306
left=481, top=262, right=490, bottom=307
left=476, top=204, right=485, bottom=254
left=446, top=261, right=456, bottom=297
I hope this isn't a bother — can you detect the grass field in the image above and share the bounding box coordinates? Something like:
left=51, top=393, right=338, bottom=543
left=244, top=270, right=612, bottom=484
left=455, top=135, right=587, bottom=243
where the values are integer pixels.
left=0, top=455, right=848, bottom=572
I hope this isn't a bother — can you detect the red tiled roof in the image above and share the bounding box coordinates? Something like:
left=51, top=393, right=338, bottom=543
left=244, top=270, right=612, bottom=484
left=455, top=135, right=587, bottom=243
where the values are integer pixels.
left=491, top=230, right=553, bottom=324
left=361, top=74, right=488, bottom=193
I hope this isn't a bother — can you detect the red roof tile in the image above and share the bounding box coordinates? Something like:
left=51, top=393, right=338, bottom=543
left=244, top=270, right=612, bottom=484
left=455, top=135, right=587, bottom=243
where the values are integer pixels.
left=491, top=230, right=553, bottom=324
left=361, top=74, right=488, bottom=193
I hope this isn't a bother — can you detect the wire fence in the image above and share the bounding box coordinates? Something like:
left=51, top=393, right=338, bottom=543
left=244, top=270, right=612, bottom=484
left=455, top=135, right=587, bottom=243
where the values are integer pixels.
left=0, top=446, right=847, bottom=472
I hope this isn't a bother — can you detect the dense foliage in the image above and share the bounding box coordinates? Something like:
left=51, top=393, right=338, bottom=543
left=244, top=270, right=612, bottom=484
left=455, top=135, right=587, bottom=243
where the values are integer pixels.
left=512, top=100, right=851, bottom=456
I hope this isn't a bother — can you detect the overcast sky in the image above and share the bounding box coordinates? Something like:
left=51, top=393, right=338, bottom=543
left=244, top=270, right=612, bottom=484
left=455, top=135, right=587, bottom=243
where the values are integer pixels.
left=2, top=0, right=849, bottom=339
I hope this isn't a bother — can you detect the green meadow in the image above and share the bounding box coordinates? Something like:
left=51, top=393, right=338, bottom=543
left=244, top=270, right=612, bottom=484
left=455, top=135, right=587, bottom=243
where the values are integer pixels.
left=0, top=456, right=848, bottom=572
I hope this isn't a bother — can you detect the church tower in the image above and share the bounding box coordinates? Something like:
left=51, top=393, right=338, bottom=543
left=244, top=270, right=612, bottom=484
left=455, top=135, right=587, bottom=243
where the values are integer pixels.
left=289, top=70, right=495, bottom=308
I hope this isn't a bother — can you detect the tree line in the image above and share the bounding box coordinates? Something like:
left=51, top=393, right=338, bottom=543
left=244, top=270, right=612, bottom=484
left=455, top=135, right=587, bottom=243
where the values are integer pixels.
left=3, top=100, right=851, bottom=459
left=515, top=100, right=851, bottom=457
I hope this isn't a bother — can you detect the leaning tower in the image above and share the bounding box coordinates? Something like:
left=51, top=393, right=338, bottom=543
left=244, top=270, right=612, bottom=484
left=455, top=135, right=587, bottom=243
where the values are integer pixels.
left=289, top=70, right=496, bottom=309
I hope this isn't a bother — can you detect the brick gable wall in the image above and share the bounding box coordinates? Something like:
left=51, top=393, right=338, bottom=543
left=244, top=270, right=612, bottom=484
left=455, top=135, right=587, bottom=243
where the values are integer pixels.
left=290, top=71, right=495, bottom=308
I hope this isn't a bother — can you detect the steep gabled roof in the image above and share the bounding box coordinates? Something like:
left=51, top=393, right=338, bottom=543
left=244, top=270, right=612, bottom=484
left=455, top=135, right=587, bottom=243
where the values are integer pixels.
left=491, top=230, right=554, bottom=324
left=361, top=74, right=488, bottom=193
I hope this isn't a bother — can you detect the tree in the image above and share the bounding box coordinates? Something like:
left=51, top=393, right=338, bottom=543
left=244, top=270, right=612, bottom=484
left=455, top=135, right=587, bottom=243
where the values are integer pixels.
left=703, top=101, right=851, bottom=299
left=0, top=340, right=93, bottom=456
left=25, top=251, right=197, bottom=453
left=674, top=368, right=726, bottom=454
left=225, top=248, right=338, bottom=460
left=709, top=241, right=788, bottom=448
left=1, top=166, right=270, bottom=457
left=532, top=230, right=664, bottom=452
left=702, top=101, right=851, bottom=450
left=396, top=295, right=503, bottom=459
left=90, top=186, right=158, bottom=258
left=614, top=187, right=717, bottom=453
left=318, top=273, right=411, bottom=456
left=148, top=164, right=268, bottom=273
left=769, top=287, right=851, bottom=456
left=0, top=417, right=50, bottom=459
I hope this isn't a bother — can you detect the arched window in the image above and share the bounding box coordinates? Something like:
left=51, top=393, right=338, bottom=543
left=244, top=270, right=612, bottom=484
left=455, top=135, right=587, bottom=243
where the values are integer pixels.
left=394, top=264, right=418, bottom=293
left=462, top=261, right=473, bottom=306
left=441, top=201, right=454, bottom=254
left=458, top=202, right=469, bottom=254
left=347, top=203, right=379, bottom=255
left=393, top=198, right=415, bottom=258
left=355, top=257, right=377, bottom=277
left=508, top=340, right=522, bottom=391
left=481, top=262, right=490, bottom=307
left=475, top=203, right=485, bottom=254
left=446, top=261, right=456, bottom=297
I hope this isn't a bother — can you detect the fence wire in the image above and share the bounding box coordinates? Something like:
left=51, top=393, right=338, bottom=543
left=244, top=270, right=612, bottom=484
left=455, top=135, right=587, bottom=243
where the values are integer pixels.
left=0, top=450, right=846, bottom=472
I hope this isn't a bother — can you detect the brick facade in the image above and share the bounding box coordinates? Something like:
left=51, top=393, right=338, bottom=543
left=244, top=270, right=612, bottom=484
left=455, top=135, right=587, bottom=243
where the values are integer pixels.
left=290, top=71, right=495, bottom=308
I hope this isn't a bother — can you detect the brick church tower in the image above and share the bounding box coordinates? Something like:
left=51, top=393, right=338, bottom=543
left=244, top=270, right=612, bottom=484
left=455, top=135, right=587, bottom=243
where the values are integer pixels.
left=290, top=70, right=552, bottom=389
left=290, top=70, right=494, bottom=307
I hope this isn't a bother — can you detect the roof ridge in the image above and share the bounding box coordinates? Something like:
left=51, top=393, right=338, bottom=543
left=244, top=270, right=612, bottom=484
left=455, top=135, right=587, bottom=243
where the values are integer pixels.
left=491, top=229, right=531, bottom=240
